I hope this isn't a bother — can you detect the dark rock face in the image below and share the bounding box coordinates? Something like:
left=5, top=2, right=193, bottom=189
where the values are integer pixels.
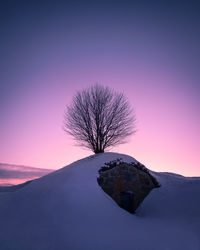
left=97, top=159, right=160, bottom=213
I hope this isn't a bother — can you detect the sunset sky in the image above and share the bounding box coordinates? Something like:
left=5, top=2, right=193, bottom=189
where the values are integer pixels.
left=0, top=0, right=199, bottom=176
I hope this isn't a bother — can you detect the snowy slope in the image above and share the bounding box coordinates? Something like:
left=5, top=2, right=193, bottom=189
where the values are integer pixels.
left=0, top=152, right=199, bottom=250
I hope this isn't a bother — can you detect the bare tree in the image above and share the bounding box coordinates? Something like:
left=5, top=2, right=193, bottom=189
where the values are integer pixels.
left=63, top=84, right=136, bottom=154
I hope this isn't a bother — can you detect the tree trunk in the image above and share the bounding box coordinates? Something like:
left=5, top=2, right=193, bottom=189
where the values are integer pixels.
left=94, top=149, right=104, bottom=154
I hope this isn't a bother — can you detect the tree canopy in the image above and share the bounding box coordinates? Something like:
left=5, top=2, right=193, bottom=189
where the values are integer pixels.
left=63, top=84, right=136, bottom=153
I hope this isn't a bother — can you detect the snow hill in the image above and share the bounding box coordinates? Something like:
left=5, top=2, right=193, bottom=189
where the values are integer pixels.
left=0, top=152, right=199, bottom=250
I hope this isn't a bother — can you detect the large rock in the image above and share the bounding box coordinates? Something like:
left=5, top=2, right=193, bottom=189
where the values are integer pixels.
left=97, top=159, right=160, bottom=213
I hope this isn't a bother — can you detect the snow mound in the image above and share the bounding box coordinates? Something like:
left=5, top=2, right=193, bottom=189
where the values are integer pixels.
left=0, top=152, right=199, bottom=250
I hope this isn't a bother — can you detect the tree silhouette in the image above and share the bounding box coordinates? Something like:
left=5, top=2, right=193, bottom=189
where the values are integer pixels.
left=63, top=84, right=136, bottom=154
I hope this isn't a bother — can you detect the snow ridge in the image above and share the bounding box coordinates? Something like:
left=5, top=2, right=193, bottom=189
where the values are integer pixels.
left=0, top=152, right=199, bottom=250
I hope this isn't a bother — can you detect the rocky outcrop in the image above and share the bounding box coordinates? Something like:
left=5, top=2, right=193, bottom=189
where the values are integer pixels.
left=97, top=159, right=160, bottom=213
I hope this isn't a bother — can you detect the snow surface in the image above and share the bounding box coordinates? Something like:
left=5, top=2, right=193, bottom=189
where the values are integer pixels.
left=0, top=152, right=199, bottom=250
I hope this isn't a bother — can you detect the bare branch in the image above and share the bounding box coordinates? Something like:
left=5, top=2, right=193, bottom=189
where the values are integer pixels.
left=63, top=84, right=136, bottom=154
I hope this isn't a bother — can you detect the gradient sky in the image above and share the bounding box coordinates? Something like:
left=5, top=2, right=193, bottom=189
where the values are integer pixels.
left=0, top=0, right=199, bottom=176
left=0, top=163, right=52, bottom=186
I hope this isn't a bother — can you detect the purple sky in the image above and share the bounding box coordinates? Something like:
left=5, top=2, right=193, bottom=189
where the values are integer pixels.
left=0, top=0, right=200, bottom=176
left=0, top=163, right=52, bottom=186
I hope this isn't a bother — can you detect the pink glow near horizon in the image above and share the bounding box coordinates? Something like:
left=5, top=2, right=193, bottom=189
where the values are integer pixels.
left=1, top=1, right=199, bottom=177
left=1, top=67, right=199, bottom=177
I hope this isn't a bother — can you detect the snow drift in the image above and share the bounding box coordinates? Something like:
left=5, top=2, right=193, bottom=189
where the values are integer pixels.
left=0, top=152, right=199, bottom=250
